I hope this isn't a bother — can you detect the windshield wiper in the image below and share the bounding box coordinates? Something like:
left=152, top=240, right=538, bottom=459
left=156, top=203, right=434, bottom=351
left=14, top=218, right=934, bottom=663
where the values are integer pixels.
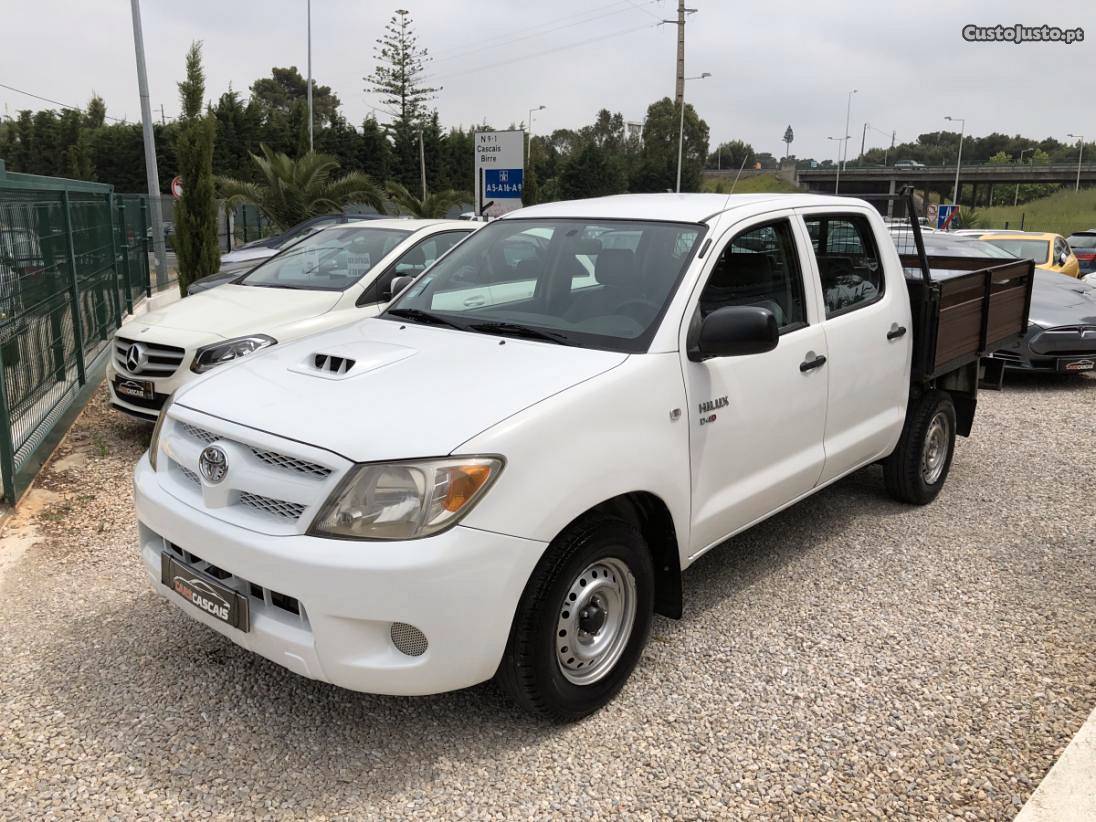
left=467, top=320, right=574, bottom=345
left=386, top=307, right=466, bottom=329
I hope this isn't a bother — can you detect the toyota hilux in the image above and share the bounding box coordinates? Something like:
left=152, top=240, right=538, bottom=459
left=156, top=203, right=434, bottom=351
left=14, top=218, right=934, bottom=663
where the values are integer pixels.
left=133, top=192, right=1033, bottom=720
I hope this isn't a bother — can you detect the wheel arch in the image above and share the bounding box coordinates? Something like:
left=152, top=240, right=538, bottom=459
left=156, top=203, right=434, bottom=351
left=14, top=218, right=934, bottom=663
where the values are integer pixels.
left=558, top=491, right=683, bottom=619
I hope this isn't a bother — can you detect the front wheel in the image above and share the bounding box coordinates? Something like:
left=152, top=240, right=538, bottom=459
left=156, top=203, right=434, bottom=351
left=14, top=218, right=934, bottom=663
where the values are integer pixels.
left=883, top=389, right=957, bottom=505
left=497, top=516, right=654, bottom=722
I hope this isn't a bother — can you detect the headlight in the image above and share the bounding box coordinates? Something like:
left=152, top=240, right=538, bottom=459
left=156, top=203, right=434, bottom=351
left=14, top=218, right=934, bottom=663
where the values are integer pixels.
left=148, top=393, right=174, bottom=470
left=191, top=334, right=276, bottom=373
left=309, top=456, right=503, bottom=540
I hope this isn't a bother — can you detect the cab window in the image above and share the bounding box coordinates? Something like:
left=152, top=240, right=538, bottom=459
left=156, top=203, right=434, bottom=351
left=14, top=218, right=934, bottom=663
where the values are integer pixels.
left=699, top=220, right=806, bottom=332
left=803, top=213, right=883, bottom=317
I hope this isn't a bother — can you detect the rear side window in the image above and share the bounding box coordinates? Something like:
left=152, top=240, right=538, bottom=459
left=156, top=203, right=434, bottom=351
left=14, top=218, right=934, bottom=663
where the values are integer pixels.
left=698, top=219, right=806, bottom=332
left=803, top=213, right=883, bottom=317
left=1068, top=234, right=1096, bottom=249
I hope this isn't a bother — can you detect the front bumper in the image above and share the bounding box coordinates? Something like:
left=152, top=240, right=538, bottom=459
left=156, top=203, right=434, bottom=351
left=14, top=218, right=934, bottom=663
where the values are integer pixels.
left=991, top=324, right=1096, bottom=372
left=107, top=357, right=191, bottom=421
left=134, top=454, right=547, bottom=695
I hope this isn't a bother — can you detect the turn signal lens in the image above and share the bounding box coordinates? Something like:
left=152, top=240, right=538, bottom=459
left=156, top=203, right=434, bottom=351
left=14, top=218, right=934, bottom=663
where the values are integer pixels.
left=442, top=464, right=493, bottom=512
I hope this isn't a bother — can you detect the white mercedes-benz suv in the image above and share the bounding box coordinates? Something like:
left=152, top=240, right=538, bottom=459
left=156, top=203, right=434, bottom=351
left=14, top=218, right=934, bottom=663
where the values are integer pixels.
left=109, top=219, right=474, bottom=420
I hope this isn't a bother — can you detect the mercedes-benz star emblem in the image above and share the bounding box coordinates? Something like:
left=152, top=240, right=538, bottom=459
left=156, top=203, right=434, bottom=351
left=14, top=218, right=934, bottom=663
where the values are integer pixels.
left=198, top=445, right=228, bottom=484
left=125, top=343, right=148, bottom=374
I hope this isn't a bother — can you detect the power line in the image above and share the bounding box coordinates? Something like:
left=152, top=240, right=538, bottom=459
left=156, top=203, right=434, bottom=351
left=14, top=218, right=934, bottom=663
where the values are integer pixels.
left=0, top=81, right=127, bottom=122
left=428, top=0, right=663, bottom=66
left=423, top=22, right=660, bottom=84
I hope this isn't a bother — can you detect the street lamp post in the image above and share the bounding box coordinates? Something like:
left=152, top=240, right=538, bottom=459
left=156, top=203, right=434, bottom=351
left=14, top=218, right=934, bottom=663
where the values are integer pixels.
left=676, top=72, right=710, bottom=193
left=828, top=136, right=848, bottom=193
left=841, top=89, right=857, bottom=171
left=944, top=115, right=965, bottom=205
left=1014, top=147, right=1033, bottom=206
left=527, top=104, right=546, bottom=136
left=1067, top=133, right=1084, bottom=191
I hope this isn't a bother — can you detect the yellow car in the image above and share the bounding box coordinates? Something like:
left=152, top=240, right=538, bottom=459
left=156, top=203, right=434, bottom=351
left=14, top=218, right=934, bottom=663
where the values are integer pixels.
left=980, top=232, right=1081, bottom=278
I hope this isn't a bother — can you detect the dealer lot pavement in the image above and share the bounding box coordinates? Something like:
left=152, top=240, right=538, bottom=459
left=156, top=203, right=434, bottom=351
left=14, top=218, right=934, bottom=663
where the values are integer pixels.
left=1, top=377, right=1093, bottom=819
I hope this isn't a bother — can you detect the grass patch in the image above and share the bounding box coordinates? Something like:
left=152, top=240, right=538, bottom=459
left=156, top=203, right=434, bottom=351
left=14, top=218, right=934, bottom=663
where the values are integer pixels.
left=976, top=188, right=1096, bottom=235
left=702, top=173, right=800, bottom=194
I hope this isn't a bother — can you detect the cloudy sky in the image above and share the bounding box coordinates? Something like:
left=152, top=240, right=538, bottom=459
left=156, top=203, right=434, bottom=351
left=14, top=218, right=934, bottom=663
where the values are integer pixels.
left=5, top=0, right=1095, bottom=164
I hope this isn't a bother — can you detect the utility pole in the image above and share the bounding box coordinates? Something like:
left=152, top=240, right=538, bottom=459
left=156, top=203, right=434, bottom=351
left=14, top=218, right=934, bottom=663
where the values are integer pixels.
left=664, top=0, right=696, bottom=106
left=860, top=122, right=868, bottom=162
left=841, top=89, right=857, bottom=171
left=307, top=0, right=314, bottom=152
left=418, top=128, right=427, bottom=201
left=1067, top=134, right=1084, bottom=191
left=129, top=0, right=168, bottom=289
left=159, top=103, right=165, bottom=125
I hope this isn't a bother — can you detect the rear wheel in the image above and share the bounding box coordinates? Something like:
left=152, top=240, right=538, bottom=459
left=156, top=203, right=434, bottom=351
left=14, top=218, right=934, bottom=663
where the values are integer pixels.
left=883, top=389, right=957, bottom=505
left=497, top=516, right=653, bottom=722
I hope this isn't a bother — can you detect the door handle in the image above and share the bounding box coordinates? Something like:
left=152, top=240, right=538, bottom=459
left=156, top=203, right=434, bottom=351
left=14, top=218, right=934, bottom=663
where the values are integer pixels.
left=463, top=295, right=487, bottom=308
left=799, top=354, right=827, bottom=372
left=887, top=324, right=907, bottom=340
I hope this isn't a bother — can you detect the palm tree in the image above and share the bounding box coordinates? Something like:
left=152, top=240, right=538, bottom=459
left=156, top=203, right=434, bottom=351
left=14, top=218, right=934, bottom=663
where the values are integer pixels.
left=385, top=181, right=470, bottom=219
left=218, top=145, right=385, bottom=230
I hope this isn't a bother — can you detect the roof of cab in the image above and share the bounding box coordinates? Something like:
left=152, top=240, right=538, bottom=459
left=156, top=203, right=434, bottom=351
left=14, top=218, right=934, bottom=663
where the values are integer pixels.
left=504, top=192, right=867, bottom=224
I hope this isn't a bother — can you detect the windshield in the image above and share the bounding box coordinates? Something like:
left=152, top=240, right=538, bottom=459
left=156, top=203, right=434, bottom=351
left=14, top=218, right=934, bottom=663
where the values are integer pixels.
left=983, top=238, right=1049, bottom=263
left=239, top=226, right=410, bottom=291
left=1068, top=234, right=1096, bottom=249
left=383, top=218, right=705, bottom=352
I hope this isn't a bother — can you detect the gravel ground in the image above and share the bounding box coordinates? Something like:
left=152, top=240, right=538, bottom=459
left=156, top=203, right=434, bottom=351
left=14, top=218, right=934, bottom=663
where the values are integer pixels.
left=1, top=376, right=1094, bottom=819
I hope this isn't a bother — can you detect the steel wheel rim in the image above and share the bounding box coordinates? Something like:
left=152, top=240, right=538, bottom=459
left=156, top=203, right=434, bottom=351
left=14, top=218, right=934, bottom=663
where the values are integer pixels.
left=555, top=557, right=637, bottom=686
left=921, top=411, right=950, bottom=485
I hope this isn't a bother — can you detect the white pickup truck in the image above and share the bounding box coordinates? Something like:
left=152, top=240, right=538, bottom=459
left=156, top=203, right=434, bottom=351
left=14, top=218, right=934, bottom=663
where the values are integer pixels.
left=134, top=193, right=1033, bottom=720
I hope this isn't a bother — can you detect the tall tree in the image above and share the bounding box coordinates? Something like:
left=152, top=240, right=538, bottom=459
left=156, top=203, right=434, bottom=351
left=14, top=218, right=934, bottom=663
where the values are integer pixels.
left=250, top=67, right=340, bottom=125
left=85, top=94, right=107, bottom=129
left=365, top=9, right=440, bottom=188
left=632, top=98, right=709, bottom=192
left=782, top=125, right=794, bottom=161
left=173, top=41, right=220, bottom=294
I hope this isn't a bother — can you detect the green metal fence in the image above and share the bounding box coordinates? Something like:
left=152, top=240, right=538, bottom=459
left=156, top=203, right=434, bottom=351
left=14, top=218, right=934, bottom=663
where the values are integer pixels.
left=0, top=161, right=149, bottom=503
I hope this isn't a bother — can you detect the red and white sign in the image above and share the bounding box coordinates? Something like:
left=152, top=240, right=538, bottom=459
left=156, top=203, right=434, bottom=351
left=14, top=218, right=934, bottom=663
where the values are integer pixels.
left=170, top=176, right=183, bottom=199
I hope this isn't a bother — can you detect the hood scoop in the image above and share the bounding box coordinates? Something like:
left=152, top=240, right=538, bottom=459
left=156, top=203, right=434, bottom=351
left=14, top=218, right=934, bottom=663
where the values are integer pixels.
left=288, top=340, right=417, bottom=381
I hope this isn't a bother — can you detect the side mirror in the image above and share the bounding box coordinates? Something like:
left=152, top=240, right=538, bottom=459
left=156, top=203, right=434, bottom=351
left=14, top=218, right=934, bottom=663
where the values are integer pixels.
left=688, top=305, right=779, bottom=361
left=1060, top=252, right=1070, bottom=266
left=387, top=275, right=416, bottom=301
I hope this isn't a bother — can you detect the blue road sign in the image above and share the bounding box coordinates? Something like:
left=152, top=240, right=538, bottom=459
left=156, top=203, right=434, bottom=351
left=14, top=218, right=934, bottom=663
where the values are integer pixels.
left=937, top=204, right=959, bottom=230
left=484, top=168, right=523, bottom=198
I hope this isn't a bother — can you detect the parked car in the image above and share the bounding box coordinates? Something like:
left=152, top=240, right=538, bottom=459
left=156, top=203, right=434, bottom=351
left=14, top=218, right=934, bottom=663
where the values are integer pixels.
left=188, top=213, right=385, bottom=294
left=893, top=160, right=926, bottom=168
left=980, top=232, right=1081, bottom=278
left=892, top=232, right=1016, bottom=259
left=133, top=193, right=1033, bottom=720
left=989, top=270, right=1096, bottom=373
left=109, top=219, right=475, bottom=420
left=1066, top=230, right=1096, bottom=276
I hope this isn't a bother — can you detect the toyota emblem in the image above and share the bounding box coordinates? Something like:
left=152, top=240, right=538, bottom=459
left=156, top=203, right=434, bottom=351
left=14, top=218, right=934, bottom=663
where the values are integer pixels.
left=198, top=445, right=228, bottom=484
left=125, top=343, right=148, bottom=374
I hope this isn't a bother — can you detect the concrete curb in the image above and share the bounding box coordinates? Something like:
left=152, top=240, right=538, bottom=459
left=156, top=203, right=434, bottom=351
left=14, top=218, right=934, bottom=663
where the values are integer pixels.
left=1016, top=705, right=1096, bottom=821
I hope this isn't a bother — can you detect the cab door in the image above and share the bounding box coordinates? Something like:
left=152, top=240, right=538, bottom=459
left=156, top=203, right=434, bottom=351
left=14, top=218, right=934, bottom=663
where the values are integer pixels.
left=797, top=208, right=910, bottom=484
left=681, top=214, right=829, bottom=556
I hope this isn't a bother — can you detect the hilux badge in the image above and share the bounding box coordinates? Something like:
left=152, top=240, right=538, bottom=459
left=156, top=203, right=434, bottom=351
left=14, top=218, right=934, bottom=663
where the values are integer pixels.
left=697, top=396, right=728, bottom=414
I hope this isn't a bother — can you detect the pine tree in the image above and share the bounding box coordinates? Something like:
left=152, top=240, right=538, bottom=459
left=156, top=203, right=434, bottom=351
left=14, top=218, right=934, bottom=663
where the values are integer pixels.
left=364, top=9, right=440, bottom=188
left=173, top=41, right=220, bottom=294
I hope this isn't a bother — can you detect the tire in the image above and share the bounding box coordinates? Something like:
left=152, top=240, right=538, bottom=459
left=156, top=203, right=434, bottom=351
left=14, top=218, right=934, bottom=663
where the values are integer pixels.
left=497, top=515, right=654, bottom=722
left=883, top=389, right=957, bottom=505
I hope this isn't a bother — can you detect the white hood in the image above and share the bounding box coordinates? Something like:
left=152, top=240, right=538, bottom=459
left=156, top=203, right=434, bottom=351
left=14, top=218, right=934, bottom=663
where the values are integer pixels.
left=176, top=318, right=628, bottom=462
left=135, top=284, right=342, bottom=342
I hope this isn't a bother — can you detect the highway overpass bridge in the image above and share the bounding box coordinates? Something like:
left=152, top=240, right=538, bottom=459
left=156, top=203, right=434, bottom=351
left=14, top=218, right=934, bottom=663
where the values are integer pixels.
left=796, top=163, right=1096, bottom=213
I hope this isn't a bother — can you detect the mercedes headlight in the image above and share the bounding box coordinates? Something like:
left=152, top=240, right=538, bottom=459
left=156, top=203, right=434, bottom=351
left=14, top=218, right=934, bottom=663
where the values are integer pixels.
left=191, top=334, right=276, bottom=373
left=148, top=393, right=174, bottom=471
left=309, top=457, right=503, bottom=540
